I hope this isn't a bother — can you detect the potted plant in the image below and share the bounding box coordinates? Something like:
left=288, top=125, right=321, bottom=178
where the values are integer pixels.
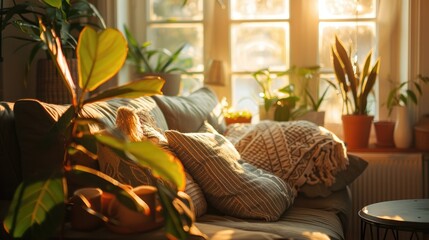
left=1, top=0, right=105, bottom=103
left=2, top=23, right=202, bottom=239
left=285, top=66, right=337, bottom=126
left=252, top=68, right=305, bottom=122
left=331, top=36, right=380, bottom=149
left=124, top=25, right=192, bottom=96
left=379, top=74, right=429, bottom=148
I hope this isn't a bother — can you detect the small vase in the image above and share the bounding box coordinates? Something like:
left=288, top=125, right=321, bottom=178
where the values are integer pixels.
left=393, top=106, right=412, bottom=149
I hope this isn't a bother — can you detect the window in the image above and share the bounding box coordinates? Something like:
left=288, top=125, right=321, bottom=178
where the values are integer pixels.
left=136, top=0, right=381, bottom=125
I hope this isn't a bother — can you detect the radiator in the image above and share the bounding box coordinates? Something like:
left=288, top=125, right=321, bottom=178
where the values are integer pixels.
left=346, top=152, right=427, bottom=240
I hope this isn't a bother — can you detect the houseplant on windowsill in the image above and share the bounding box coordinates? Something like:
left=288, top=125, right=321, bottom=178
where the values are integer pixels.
left=331, top=36, right=380, bottom=149
left=378, top=75, right=429, bottom=148
left=1, top=0, right=106, bottom=104
left=2, top=22, right=203, bottom=240
left=285, top=65, right=337, bottom=126
left=253, top=68, right=305, bottom=122
left=124, top=25, right=192, bottom=96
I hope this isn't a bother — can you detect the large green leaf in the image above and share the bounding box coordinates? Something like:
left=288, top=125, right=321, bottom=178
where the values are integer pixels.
left=78, top=27, right=127, bottom=92
left=84, top=76, right=165, bottom=104
left=4, top=174, right=65, bottom=238
left=43, top=0, right=62, bottom=8
left=66, top=165, right=150, bottom=214
left=95, top=134, right=185, bottom=191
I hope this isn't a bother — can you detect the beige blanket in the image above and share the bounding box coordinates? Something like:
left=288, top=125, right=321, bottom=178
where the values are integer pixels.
left=225, top=120, right=348, bottom=196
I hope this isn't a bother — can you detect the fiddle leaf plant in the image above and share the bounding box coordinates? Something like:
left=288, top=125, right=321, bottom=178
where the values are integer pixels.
left=332, top=36, right=380, bottom=115
left=3, top=21, right=200, bottom=240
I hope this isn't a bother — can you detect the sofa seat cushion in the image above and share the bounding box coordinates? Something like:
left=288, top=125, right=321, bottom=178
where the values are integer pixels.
left=152, top=87, right=226, bottom=134
left=165, top=130, right=294, bottom=221
left=197, top=207, right=344, bottom=240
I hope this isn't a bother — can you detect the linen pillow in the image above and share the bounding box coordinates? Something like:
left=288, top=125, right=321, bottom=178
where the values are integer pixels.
left=165, top=130, right=294, bottom=221
left=299, top=154, right=368, bottom=198
left=98, top=106, right=208, bottom=217
left=152, top=87, right=226, bottom=134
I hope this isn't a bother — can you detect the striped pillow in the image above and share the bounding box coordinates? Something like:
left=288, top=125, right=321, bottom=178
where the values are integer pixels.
left=165, top=130, right=294, bottom=221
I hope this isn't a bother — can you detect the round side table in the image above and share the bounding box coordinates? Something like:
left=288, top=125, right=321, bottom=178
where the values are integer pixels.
left=358, top=199, right=429, bottom=240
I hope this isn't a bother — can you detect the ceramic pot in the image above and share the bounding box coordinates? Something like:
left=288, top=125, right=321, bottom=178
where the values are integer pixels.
left=296, top=111, right=325, bottom=126
left=70, top=188, right=103, bottom=231
left=374, top=121, right=395, bottom=148
left=393, top=106, right=412, bottom=149
left=106, top=185, right=163, bottom=234
left=137, top=73, right=182, bottom=96
left=342, top=115, right=374, bottom=149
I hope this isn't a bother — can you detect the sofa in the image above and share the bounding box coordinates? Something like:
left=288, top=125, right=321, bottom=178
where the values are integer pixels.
left=0, top=87, right=367, bottom=240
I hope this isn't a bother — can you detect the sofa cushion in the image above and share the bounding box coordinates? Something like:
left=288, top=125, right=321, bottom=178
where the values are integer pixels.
left=152, top=87, right=226, bottom=134
left=197, top=207, right=344, bottom=240
left=299, top=154, right=368, bottom=198
left=98, top=106, right=208, bottom=217
left=13, top=97, right=167, bottom=180
left=165, top=130, right=294, bottom=221
left=0, top=102, right=22, bottom=200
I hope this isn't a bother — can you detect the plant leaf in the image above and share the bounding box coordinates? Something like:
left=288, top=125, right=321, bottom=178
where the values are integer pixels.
left=335, top=36, right=358, bottom=110
left=95, top=134, right=186, bottom=191
left=4, top=174, right=65, bottom=239
left=43, top=0, right=62, bottom=8
left=78, top=27, right=127, bottom=92
left=66, top=165, right=150, bottom=214
left=406, top=89, right=418, bottom=105
left=83, top=76, right=165, bottom=104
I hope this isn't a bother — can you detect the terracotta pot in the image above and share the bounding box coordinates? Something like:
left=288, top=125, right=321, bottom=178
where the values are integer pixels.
left=342, top=115, right=374, bottom=149
left=374, top=121, right=395, bottom=147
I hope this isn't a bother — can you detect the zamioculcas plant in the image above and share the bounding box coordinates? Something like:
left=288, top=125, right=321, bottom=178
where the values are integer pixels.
left=331, top=36, right=380, bottom=115
left=3, top=20, right=203, bottom=240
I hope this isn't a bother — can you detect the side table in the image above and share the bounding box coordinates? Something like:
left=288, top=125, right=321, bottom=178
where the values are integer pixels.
left=358, top=199, right=429, bottom=240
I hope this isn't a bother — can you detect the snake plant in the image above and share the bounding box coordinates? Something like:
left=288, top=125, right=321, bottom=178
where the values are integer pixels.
left=331, top=36, right=380, bottom=115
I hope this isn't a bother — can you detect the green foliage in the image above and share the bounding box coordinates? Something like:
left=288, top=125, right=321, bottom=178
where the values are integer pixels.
left=386, top=74, right=429, bottom=117
left=4, top=174, right=65, bottom=239
left=124, top=25, right=192, bottom=74
left=3, top=22, right=196, bottom=240
left=332, top=36, right=380, bottom=115
left=1, top=0, right=105, bottom=63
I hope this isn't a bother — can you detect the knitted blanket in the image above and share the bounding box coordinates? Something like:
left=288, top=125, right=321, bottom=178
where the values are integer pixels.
left=225, top=120, right=348, bottom=196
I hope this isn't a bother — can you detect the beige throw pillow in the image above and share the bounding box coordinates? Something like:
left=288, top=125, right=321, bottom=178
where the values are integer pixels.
left=165, top=130, right=294, bottom=221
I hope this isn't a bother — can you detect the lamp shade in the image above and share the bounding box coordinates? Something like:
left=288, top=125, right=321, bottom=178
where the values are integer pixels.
left=205, top=59, right=226, bottom=86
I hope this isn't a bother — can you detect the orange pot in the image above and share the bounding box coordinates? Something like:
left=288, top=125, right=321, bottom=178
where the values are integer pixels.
left=342, top=115, right=374, bottom=150
left=374, top=121, right=395, bottom=148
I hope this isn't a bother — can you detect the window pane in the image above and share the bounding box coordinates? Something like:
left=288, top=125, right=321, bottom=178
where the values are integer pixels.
left=149, top=0, right=203, bottom=21
left=231, top=0, right=289, bottom=20
left=232, top=74, right=288, bottom=121
left=319, top=22, right=376, bottom=70
left=231, top=23, right=289, bottom=72
left=147, top=24, right=204, bottom=72
left=319, top=0, right=376, bottom=19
